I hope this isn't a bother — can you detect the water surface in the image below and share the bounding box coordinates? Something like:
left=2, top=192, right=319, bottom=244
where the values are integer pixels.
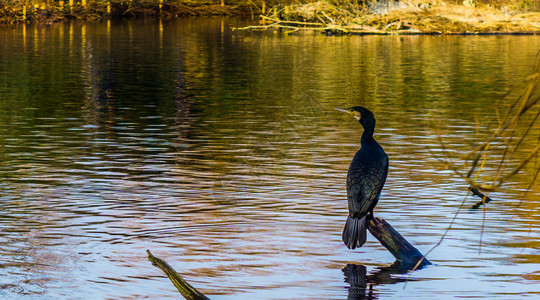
left=0, top=18, right=539, bottom=299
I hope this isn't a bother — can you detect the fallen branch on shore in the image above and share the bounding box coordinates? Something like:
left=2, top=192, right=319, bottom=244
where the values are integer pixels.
left=233, top=15, right=421, bottom=34
left=234, top=1, right=540, bottom=35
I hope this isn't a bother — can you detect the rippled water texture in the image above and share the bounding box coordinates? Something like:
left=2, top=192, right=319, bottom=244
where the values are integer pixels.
left=0, top=19, right=539, bottom=299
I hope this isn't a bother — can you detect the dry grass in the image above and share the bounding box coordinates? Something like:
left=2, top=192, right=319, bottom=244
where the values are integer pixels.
left=259, top=1, right=540, bottom=33
left=412, top=3, right=540, bottom=32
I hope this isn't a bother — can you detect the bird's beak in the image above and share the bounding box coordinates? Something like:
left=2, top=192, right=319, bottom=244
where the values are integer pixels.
left=335, top=108, right=351, bottom=115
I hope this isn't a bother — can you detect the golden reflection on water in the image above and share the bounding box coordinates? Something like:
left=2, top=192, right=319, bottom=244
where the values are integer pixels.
left=0, top=18, right=539, bottom=299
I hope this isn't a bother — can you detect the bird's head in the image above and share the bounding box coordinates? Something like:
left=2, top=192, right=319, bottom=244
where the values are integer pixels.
left=335, top=106, right=374, bottom=124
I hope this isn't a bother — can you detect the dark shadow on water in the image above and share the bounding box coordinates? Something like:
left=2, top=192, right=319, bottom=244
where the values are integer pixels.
left=343, top=261, right=424, bottom=299
left=343, top=264, right=371, bottom=299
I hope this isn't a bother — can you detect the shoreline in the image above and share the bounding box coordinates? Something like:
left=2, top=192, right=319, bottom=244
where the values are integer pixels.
left=0, top=2, right=256, bottom=24
left=0, top=1, right=538, bottom=35
left=250, top=1, right=540, bottom=35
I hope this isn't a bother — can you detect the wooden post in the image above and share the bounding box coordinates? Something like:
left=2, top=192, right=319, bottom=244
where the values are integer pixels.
left=367, top=217, right=431, bottom=267
left=147, top=250, right=210, bottom=300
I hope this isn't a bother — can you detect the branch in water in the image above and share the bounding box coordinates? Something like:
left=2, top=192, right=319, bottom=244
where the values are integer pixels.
left=469, top=186, right=493, bottom=209
left=367, top=217, right=431, bottom=268
left=147, top=250, right=210, bottom=300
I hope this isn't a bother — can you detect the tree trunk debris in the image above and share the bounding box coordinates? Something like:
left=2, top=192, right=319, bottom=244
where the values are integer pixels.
left=367, top=217, right=431, bottom=267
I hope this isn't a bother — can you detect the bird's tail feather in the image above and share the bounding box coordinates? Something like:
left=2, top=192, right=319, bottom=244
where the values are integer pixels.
left=342, top=215, right=367, bottom=249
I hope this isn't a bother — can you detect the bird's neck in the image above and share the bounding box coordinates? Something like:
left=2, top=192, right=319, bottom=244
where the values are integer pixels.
left=361, top=129, right=375, bottom=144
left=360, top=118, right=376, bottom=144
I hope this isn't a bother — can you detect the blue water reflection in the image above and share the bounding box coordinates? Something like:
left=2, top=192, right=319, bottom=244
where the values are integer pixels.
left=0, top=19, right=539, bottom=299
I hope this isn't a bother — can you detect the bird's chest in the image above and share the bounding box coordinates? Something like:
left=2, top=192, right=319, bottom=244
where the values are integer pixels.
left=346, top=149, right=386, bottom=187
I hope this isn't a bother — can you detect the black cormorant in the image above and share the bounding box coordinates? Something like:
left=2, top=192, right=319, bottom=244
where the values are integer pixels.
left=335, top=106, right=389, bottom=249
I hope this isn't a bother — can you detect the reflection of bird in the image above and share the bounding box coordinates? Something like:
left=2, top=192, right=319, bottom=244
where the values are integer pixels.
left=335, top=107, right=388, bottom=249
left=343, top=261, right=414, bottom=299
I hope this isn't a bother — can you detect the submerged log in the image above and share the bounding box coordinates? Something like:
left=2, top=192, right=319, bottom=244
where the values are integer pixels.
left=469, top=186, right=493, bottom=209
left=367, top=217, right=431, bottom=267
left=146, top=250, right=210, bottom=300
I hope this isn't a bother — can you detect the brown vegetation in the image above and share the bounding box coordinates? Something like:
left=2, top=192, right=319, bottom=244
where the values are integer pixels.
left=1, top=1, right=538, bottom=33
left=433, top=52, right=539, bottom=213
left=445, top=56, right=539, bottom=191
left=247, top=0, right=540, bottom=34
left=0, top=0, right=256, bottom=23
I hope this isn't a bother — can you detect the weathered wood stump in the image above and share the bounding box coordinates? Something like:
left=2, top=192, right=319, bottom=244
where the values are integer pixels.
left=367, top=217, right=431, bottom=267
